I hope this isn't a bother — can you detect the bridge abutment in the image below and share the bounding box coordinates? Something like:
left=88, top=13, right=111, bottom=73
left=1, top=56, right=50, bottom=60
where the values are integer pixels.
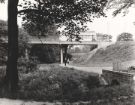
left=60, top=45, right=63, bottom=64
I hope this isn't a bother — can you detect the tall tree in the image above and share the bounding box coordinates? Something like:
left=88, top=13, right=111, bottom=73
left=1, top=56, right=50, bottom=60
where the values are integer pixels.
left=6, top=0, right=19, bottom=92
left=0, top=0, right=19, bottom=93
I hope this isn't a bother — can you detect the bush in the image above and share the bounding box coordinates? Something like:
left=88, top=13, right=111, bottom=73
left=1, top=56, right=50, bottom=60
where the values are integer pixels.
left=18, top=65, right=100, bottom=101
left=17, top=65, right=134, bottom=103
left=84, top=75, right=100, bottom=89
left=87, top=84, right=133, bottom=102
left=30, top=45, right=60, bottom=63
left=18, top=28, right=31, bottom=57
left=117, top=32, right=133, bottom=41
left=0, top=64, right=134, bottom=104
left=18, top=56, right=39, bottom=73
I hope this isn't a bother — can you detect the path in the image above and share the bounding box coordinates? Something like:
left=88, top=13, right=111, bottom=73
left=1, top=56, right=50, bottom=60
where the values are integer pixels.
left=60, top=64, right=112, bottom=74
left=0, top=98, right=62, bottom=105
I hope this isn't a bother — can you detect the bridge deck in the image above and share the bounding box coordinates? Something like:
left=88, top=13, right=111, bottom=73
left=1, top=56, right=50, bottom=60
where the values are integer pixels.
left=28, top=40, right=111, bottom=45
left=2, top=38, right=112, bottom=45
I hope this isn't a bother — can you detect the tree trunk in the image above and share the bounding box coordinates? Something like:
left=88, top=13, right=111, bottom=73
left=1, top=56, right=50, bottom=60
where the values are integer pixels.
left=6, top=0, right=19, bottom=93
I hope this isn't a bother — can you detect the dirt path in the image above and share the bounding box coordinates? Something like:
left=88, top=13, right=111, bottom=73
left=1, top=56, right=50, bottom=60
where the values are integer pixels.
left=60, top=64, right=112, bottom=74
left=0, top=98, right=58, bottom=105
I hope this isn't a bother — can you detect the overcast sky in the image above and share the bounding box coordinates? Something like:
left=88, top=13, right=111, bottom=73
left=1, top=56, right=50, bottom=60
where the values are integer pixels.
left=0, top=1, right=135, bottom=42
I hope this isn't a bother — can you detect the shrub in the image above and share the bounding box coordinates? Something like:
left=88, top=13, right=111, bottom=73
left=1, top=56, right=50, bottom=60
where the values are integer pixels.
left=18, top=66, right=134, bottom=103
left=18, top=56, right=39, bottom=73
left=117, top=32, right=133, bottom=41
left=30, top=45, right=60, bottom=63
left=18, top=65, right=100, bottom=101
left=84, top=75, right=100, bottom=89
left=18, top=28, right=31, bottom=57
left=87, top=84, right=133, bottom=101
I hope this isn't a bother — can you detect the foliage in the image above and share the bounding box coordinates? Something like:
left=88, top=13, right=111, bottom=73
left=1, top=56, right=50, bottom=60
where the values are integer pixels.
left=0, top=20, right=38, bottom=74
left=18, top=28, right=31, bottom=57
left=96, top=33, right=112, bottom=42
left=117, top=32, right=133, bottom=41
left=128, top=66, right=135, bottom=70
left=60, top=20, right=87, bottom=41
left=30, top=45, right=60, bottom=63
left=0, top=20, right=32, bottom=63
left=87, top=84, right=133, bottom=104
left=107, top=0, right=135, bottom=16
left=18, top=56, right=39, bottom=73
left=18, top=65, right=99, bottom=101
left=18, top=29, right=38, bottom=74
left=0, top=0, right=4, bottom=3
left=0, top=64, right=134, bottom=104
left=0, top=39, right=7, bottom=65
left=19, top=0, right=107, bottom=39
left=4, top=65, right=133, bottom=103
left=0, top=43, right=7, bottom=65
left=0, top=20, right=7, bottom=65
left=84, top=75, right=100, bottom=89
left=0, top=20, right=7, bottom=36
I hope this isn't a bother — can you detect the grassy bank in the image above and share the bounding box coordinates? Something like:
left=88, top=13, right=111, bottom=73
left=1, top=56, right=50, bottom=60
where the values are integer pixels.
left=73, top=41, right=135, bottom=67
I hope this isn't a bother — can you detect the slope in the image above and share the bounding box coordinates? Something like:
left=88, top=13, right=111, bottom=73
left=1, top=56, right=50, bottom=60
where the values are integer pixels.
left=73, top=41, right=135, bottom=67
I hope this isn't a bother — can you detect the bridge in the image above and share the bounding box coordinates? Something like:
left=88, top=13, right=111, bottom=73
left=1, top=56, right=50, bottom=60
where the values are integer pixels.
left=28, top=36, right=112, bottom=64
left=28, top=33, right=111, bottom=45
left=29, top=39, right=111, bottom=45
left=2, top=34, right=112, bottom=64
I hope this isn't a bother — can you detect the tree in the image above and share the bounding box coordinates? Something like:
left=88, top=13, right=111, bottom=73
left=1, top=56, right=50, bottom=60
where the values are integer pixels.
left=19, top=0, right=107, bottom=39
left=0, top=0, right=19, bottom=93
left=96, top=33, right=112, bottom=42
left=107, top=0, right=135, bottom=16
left=117, top=32, right=133, bottom=41
left=6, top=0, right=19, bottom=93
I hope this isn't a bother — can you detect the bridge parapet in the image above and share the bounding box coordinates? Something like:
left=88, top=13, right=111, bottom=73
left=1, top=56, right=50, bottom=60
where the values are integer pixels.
left=2, top=36, right=112, bottom=45
left=79, top=34, right=111, bottom=42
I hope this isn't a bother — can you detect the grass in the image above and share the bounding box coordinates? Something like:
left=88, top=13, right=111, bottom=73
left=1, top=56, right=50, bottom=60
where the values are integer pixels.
left=73, top=41, right=135, bottom=67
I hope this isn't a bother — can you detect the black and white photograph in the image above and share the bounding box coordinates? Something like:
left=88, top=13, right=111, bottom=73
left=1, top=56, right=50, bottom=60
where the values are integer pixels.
left=0, top=0, right=135, bottom=104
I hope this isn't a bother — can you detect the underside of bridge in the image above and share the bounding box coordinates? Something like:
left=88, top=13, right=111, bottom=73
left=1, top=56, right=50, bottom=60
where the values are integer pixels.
left=26, top=43, right=101, bottom=65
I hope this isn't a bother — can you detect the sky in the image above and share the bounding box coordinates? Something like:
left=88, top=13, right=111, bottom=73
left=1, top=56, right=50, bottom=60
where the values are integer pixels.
left=87, top=7, right=135, bottom=41
left=0, top=1, right=135, bottom=42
